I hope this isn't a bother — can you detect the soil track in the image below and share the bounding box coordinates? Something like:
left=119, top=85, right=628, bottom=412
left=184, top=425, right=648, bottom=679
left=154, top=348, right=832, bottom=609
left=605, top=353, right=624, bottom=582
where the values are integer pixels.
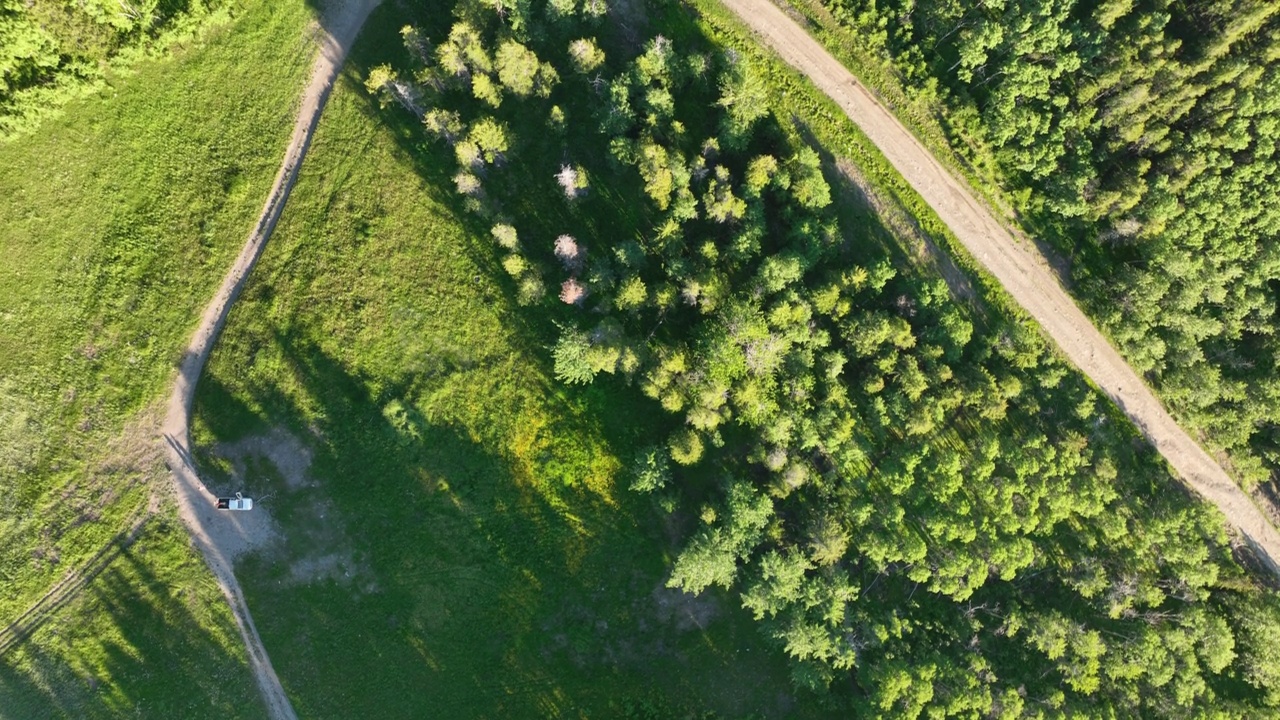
left=160, top=1, right=381, bottom=717
left=721, top=0, right=1280, bottom=577
left=0, top=504, right=152, bottom=657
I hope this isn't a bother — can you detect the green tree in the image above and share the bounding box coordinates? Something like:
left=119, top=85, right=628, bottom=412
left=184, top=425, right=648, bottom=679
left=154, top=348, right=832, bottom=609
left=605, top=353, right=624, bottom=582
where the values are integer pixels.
left=668, top=428, right=704, bottom=466
left=496, top=39, right=558, bottom=97
left=467, top=117, right=509, bottom=163
left=741, top=550, right=813, bottom=619
left=616, top=275, right=648, bottom=310
left=424, top=109, right=465, bottom=143
left=631, top=446, right=672, bottom=492
left=669, top=481, right=773, bottom=592
left=745, top=154, right=780, bottom=196
left=789, top=148, right=831, bottom=209
left=553, top=327, right=596, bottom=384
left=568, top=37, right=605, bottom=74
left=437, top=22, right=491, bottom=77
left=1230, top=592, right=1280, bottom=706
left=718, top=55, right=770, bottom=148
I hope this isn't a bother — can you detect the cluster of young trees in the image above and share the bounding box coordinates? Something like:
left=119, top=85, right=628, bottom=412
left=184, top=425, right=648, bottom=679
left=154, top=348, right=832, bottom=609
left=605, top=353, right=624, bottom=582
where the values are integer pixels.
left=377, top=0, right=1280, bottom=714
left=0, top=0, right=223, bottom=139
left=820, top=0, right=1280, bottom=489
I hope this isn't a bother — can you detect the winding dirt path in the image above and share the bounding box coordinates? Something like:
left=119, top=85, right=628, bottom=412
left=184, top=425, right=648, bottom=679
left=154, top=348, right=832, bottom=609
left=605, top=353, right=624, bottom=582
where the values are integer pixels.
left=720, top=0, right=1280, bottom=577
left=160, top=1, right=381, bottom=717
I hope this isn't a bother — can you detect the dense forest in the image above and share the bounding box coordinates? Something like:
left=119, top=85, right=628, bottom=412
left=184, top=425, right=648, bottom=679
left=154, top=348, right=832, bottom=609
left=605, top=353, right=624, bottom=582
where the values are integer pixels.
left=814, top=0, right=1280, bottom=490
left=0, top=0, right=225, bottom=139
left=369, top=0, right=1280, bottom=715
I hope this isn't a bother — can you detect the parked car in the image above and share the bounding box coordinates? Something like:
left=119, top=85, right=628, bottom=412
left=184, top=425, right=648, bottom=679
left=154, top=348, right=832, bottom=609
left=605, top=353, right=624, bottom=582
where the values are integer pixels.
left=216, top=492, right=253, bottom=511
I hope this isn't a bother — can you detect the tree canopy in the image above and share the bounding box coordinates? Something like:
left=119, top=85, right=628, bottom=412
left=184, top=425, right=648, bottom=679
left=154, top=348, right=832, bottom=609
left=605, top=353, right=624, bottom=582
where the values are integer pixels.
left=371, top=1, right=1280, bottom=714
left=822, top=0, right=1280, bottom=492
left=0, top=0, right=225, bottom=140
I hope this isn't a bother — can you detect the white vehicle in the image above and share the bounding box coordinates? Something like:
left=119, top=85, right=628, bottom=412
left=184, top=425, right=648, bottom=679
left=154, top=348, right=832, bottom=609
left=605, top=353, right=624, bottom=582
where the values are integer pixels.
left=216, top=492, right=253, bottom=511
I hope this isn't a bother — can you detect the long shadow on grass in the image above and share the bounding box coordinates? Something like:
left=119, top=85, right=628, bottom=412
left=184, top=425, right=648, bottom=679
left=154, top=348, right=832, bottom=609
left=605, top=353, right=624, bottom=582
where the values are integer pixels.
left=328, top=5, right=673, bottom=373
left=287, top=8, right=1280, bottom=716
left=213, top=328, right=774, bottom=717
left=188, top=6, right=838, bottom=716
left=793, top=118, right=989, bottom=320
left=0, top=520, right=263, bottom=719
left=323, top=0, right=708, bottom=550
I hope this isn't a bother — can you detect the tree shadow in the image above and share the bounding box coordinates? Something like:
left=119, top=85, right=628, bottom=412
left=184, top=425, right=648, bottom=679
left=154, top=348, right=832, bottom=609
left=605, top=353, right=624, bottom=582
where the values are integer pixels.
left=792, top=115, right=988, bottom=318
left=183, top=3, right=880, bottom=716
left=0, top=518, right=265, bottom=719
left=198, top=325, right=784, bottom=717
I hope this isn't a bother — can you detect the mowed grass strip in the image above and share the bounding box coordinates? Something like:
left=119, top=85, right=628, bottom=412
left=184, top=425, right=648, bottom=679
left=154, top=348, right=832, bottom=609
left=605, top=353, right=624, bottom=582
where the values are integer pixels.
left=0, top=0, right=318, bottom=716
left=190, top=7, right=838, bottom=718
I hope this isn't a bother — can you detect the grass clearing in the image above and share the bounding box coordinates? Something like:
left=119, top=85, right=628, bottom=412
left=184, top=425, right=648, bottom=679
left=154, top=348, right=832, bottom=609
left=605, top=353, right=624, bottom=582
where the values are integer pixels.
left=0, top=0, right=319, bottom=715
left=190, top=5, right=845, bottom=717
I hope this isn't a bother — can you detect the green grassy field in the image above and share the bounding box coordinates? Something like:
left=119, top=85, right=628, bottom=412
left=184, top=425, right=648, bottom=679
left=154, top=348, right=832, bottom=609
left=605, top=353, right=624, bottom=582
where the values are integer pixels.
left=184, top=5, right=871, bottom=717
left=0, top=0, right=318, bottom=716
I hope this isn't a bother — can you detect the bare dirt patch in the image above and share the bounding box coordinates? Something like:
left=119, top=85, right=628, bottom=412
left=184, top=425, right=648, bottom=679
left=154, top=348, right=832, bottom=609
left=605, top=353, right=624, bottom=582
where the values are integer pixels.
left=216, top=427, right=314, bottom=492
left=207, top=427, right=375, bottom=591
left=1252, top=481, right=1280, bottom=531
left=538, top=571, right=723, bottom=673
left=651, top=581, right=720, bottom=633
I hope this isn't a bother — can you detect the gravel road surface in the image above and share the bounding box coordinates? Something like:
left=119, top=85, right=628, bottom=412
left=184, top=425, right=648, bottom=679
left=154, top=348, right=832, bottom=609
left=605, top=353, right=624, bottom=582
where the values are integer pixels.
left=721, top=0, right=1280, bottom=577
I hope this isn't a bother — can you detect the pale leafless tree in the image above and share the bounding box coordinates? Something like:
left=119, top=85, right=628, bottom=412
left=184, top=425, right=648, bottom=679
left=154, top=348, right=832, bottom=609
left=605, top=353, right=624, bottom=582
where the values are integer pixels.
left=560, top=278, right=587, bottom=305
left=554, top=234, right=583, bottom=270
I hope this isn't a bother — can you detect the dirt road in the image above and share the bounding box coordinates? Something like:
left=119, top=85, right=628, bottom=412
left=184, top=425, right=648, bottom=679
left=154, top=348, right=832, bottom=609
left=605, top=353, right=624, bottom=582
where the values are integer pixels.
left=720, top=0, right=1280, bottom=577
left=160, top=1, right=381, bottom=717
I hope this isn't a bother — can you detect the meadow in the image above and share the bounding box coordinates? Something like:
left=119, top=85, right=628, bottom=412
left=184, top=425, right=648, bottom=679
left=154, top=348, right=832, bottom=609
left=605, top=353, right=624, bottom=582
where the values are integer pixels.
left=189, top=7, right=835, bottom=716
left=0, top=0, right=318, bottom=715
left=0, top=0, right=1274, bottom=715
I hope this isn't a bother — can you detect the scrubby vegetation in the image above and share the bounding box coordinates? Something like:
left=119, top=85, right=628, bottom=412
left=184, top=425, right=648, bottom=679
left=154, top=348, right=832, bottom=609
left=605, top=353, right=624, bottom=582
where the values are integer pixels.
left=353, top=0, right=1280, bottom=715
left=805, top=0, right=1280, bottom=491
left=0, top=0, right=232, bottom=140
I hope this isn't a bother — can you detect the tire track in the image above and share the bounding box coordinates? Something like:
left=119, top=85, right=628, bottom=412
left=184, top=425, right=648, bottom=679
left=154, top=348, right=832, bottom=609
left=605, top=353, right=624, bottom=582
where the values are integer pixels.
left=158, top=2, right=383, bottom=718
left=0, top=504, right=150, bottom=657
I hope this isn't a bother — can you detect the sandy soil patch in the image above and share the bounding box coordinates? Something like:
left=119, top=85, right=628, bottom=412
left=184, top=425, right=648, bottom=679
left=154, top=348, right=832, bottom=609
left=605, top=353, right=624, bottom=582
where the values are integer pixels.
left=209, top=427, right=375, bottom=591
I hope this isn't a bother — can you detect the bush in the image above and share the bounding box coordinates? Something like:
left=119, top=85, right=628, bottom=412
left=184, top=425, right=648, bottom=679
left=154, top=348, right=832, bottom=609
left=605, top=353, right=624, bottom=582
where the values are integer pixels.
left=668, top=428, right=704, bottom=466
